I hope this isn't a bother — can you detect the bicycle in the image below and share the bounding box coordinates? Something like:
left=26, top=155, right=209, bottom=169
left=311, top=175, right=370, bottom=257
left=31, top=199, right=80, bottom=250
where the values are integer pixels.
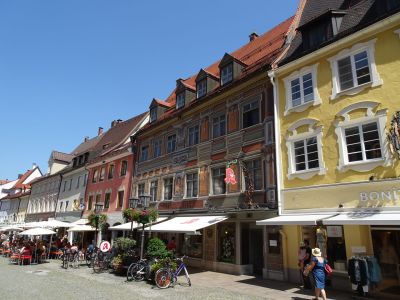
left=126, top=258, right=152, bottom=282
left=93, top=250, right=112, bottom=273
left=154, top=256, right=191, bottom=289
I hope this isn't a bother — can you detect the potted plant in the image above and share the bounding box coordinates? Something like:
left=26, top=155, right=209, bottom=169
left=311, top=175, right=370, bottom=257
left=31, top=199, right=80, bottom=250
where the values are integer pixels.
left=111, top=254, right=124, bottom=274
left=146, top=238, right=174, bottom=279
left=113, top=237, right=137, bottom=270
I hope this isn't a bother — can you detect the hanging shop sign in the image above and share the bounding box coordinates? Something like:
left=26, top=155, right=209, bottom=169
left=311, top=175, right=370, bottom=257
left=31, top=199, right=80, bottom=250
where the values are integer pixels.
left=224, top=160, right=237, bottom=185
left=100, top=241, right=111, bottom=252
left=387, top=111, right=400, bottom=160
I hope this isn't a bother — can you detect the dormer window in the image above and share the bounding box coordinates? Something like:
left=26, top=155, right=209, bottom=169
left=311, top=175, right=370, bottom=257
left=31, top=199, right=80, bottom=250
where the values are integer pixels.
left=196, top=79, right=207, bottom=98
left=150, top=107, right=157, bottom=123
left=221, top=63, right=233, bottom=86
left=176, top=92, right=185, bottom=109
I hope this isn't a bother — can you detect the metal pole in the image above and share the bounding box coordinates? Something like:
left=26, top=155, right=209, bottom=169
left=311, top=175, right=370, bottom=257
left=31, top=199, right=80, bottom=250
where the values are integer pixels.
left=95, top=215, right=98, bottom=247
left=140, top=223, right=145, bottom=260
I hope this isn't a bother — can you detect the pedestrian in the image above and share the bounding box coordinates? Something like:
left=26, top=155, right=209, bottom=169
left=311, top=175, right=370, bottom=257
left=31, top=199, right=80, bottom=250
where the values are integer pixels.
left=302, top=239, right=312, bottom=289
left=167, top=237, right=176, bottom=252
left=304, top=248, right=327, bottom=300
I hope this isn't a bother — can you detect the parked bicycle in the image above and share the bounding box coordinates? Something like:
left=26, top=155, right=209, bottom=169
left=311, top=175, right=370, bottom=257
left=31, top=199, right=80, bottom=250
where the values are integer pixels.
left=154, top=256, right=191, bottom=289
left=61, top=248, right=80, bottom=269
left=93, top=250, right=112, bottom=273
left=126, top=258, right=153, bottom=282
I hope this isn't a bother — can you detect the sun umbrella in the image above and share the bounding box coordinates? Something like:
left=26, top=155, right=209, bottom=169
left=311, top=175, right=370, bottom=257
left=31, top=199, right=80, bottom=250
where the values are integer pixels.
left=18, top=228, right=56, bottom=236
left=67, top=225, right=96, bottom=232
left=0, top=226, right=23, bottom=232
left=40, top=220, right=74, bottom=228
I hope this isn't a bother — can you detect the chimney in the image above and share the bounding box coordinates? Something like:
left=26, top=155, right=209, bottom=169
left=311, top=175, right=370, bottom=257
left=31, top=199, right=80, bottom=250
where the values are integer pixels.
left=18, top=174, right=23, bottom=179
left=84, top=136, right=90, bottom=142
left=98, top=127, right=103, bottom=136
left=249, top=32, right=259, bottom=42
left=117, top=119, right=123, bottom=124
left=111, top=120, right=117, bottom=128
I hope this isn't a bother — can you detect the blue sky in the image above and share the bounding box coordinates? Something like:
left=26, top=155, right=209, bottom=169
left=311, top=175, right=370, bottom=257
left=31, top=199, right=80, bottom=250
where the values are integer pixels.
left=0, top=0, right=296, bottom=179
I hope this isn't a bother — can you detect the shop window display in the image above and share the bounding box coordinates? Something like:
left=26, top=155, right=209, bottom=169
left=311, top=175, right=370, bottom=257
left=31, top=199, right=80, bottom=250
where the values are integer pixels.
left=219, top=223, right=235, bottom=263
left=183, top=232, right=203, bottom=259
left=371, top=228, right=400, bottom=291
left=302, top=225, right=347, bottom=271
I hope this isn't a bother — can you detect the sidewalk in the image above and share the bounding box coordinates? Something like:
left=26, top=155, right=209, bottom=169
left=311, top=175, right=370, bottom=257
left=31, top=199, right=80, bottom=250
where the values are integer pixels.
left=189, top=268, right=395, bottom=300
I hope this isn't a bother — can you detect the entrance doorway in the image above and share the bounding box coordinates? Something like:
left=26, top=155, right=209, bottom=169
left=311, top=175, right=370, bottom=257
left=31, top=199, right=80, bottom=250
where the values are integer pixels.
left=371, top=227, right=400, bottom=294
left=241, top=224, right=263, bottom=276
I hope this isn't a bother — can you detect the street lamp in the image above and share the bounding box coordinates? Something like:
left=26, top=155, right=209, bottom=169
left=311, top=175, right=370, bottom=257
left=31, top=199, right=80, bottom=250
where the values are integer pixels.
left=138, top=194, right=151, bottom=260
left=128, top=198, right=139, bottom=238
left=94, top=202, right=104, bottom=247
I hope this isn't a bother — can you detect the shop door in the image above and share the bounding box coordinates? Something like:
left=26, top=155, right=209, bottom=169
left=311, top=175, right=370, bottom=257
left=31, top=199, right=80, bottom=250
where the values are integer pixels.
left=371, top=228, right=400, bottom=294
left=250, top=228, right=263, bottom=276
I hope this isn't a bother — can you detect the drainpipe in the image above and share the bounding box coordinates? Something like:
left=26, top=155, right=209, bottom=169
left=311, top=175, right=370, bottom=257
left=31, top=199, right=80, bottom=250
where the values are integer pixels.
left=268, top=71, right=283, bottom=216
left=279, top=229, right=288, bottom=281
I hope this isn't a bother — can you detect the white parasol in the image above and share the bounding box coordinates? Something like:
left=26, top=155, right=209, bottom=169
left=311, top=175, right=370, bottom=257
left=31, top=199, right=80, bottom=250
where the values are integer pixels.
left=67, top=225, right=96, bottom=232
left=18, top=227, right=56, bottom=236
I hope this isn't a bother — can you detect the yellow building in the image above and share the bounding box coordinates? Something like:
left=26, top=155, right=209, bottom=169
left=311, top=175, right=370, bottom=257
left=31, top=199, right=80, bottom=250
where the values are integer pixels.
left=259, top=0, right=400, bottom=295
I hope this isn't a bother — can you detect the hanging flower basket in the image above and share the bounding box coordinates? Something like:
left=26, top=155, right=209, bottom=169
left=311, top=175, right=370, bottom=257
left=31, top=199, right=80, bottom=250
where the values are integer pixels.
left=123, top=208, right=158, bottom=225
left=87, top=213, right=108, bottom=230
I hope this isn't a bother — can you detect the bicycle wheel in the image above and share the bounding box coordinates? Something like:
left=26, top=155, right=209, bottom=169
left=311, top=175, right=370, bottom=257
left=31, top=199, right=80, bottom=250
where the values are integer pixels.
left=86, top=254, right=91, bottom=267
left=126, top=263, right=136, bottom=282
left=93, top=257, right=101, bottom=273
left=133, top=262, right=146, bottom=281
left=155, top=268, right=172, bottom=289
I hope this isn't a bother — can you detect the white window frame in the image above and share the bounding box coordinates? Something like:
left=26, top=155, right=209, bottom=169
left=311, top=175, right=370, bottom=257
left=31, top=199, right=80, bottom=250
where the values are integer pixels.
left=150, top=180, right=158, bottom=202
left=185, top=171, right=199, bottom=199
left=162, top=177, right=173, bottom=201
left=210, top=165, right=227, bottom=195
left=283, top=63, right=321, bottom=115
left=286, top=118, right=326, bottom=180
left=334, top=101, right=390, bottom=173
left=328, top=39, right=382, bottom=100
left=137, top=183, right=145, bottom=198
left=176, top=92, right=185, bottom=109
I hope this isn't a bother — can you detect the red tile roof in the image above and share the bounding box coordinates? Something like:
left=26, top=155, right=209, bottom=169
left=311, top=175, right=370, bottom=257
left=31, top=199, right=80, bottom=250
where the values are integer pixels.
left=147, top=16, right=294, bottom=125
left=51, top=150, right=74, bottom=163
left=12, top=168, right=38, bottom=189
left=0, top=180, right=10, bottom=185
left=89, top=112, right=147, bottom=163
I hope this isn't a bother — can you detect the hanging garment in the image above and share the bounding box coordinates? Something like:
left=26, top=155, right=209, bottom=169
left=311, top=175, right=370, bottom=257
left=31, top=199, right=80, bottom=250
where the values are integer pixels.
left=367, top=257, right=382, bottom=283
left=348, top=258, right=369, bottom=286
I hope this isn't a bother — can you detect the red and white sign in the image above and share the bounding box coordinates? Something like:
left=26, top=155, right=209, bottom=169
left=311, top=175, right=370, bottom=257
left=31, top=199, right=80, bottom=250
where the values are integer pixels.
left=100, top=241, right=111, bottom=252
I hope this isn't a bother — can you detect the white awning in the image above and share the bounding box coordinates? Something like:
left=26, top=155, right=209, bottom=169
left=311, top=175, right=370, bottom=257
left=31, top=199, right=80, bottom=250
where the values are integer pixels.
left=109, top=217, right=167, bottom=230
left=144, top=215, right=228, bottom=234
left=323, top=212, right=400, bottom=225
left=67, top=225, right=96, bottom=232
left=256, top=214, right=334, bottom=226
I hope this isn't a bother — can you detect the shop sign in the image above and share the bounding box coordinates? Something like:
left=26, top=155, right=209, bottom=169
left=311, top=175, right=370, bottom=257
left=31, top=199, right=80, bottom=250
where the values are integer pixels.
left=269, top=240, right=278, bottom=247
left=327, top=226, right=342, bottom=238
left=100, top=241, right=111, bottom=252
left=351, top=246, right=366, bottom=254
left=359, top=189, right=400, bottom=202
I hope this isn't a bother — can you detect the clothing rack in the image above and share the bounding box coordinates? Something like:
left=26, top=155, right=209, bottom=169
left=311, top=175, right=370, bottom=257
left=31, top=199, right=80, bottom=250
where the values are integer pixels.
left=348, top=254, right=382, bottom=297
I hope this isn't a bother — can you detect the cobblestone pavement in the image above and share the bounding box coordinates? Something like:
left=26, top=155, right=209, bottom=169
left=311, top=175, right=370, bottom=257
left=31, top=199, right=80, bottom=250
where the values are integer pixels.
left=0, top=257, right=355, bottom=300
